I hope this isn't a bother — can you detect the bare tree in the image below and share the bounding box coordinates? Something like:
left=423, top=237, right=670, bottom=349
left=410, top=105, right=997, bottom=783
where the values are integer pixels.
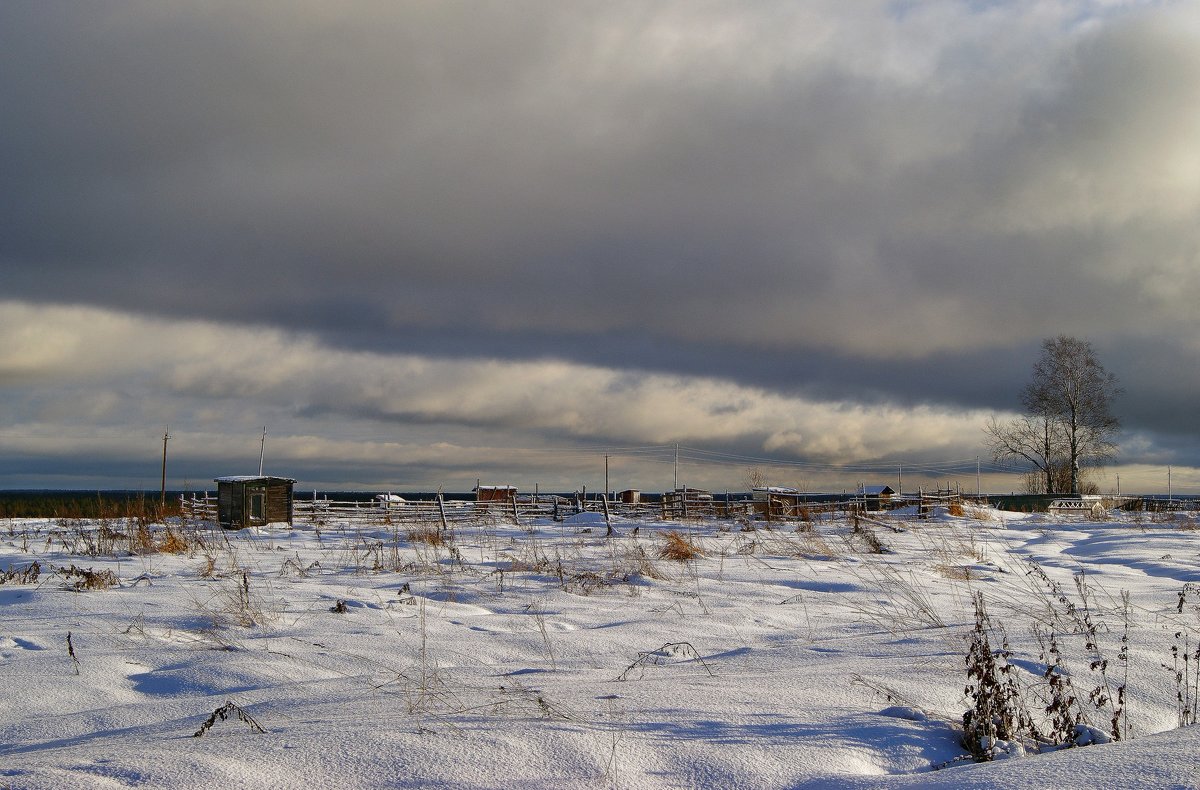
left=988, top=336, right=1120, bottom=495
left=985, top=413, right=1061, bottom=494
left=746, top=466, right=768, bottom=490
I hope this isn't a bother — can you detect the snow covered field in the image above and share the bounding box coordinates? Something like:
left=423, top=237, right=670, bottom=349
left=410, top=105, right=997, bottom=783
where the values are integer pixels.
left=2, top=506, right=1200, bottom=789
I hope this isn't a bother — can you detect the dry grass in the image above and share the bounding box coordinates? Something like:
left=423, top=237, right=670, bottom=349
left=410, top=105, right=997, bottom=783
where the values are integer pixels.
left=934, top=562, right=974, bottom=581
left=658, top=531, right=702, bottom=561
left=0, top=561, right=41, bottom=585
left=56, top=564, right=119, bottom=591
left=408, top=526, right=448, bottom=546
left=157, top=527, right=195, bottom=554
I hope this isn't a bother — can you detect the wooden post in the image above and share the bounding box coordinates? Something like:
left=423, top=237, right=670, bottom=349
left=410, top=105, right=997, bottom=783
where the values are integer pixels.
left=601, top=492, right=611, bottom=528
left=437, top=492, right=448, bottom=531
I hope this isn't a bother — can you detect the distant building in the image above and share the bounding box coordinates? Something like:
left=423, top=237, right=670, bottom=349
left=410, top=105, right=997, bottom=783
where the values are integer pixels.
left=216, top=476, right=295, bottom=529
left=662, top=487, right=714, bottom=518
left=474, top=485, right=517, bottom=505
left=858, top=484, right=896, bottom=511
left=751, top=486, right=806, bottom=519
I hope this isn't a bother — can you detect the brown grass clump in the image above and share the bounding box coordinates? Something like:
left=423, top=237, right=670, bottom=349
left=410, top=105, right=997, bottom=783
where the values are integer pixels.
left=158, top=527, right=193, bottom=554
left=129, top=524, right=157, bottom=554
left=658, top=531, right=702, bottom=561
left=934, top=563, right=974, bottom=581
left=408, top=527, right=447, bottom=546
left=948, top=501, right=966, bottom=517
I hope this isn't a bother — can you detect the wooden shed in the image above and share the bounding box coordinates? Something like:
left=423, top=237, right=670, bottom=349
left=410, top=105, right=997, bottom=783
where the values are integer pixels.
left=474, top=485, right=518, bottom=505
left=215, top=476, right=295, bottom=529
left=859, top=484, right=896, bottom=512
left=618, top=489, right=641, bottom=505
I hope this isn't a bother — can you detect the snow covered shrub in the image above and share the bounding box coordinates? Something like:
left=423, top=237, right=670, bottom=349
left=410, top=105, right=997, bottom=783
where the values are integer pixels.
left=610, top=542, right=666, bottom=582
left=56, top=564, right=119, bottom=591
left=193, top=700, right=267, bottom=737
left=1167, top=585, right=1200, bottom=727
left=0, top=561, right=40, bottom=584
left=851, top=520, right=888, bottom=554
left=1024, top=563, right=1128, bottom=741
left=1033, top=625, right=1082, bottom=746
left=962, top=593, right=1037, bottom=761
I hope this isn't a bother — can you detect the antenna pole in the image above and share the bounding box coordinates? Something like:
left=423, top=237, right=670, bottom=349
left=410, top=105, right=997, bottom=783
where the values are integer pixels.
left=160, top=426, right=170, bottom=506
left=258, top=427, right=267, bottom=476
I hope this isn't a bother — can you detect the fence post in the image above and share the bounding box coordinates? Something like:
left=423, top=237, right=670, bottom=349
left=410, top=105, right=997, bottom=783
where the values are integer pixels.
left=437, top=493, right=448, bottom=531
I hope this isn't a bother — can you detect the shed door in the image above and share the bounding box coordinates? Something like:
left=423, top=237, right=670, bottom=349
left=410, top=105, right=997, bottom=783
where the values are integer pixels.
left=250, top=491, right=265, bottom=521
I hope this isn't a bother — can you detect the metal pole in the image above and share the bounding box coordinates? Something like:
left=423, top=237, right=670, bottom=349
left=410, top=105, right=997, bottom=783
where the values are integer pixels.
left=258, top=427, right=267, bottom=476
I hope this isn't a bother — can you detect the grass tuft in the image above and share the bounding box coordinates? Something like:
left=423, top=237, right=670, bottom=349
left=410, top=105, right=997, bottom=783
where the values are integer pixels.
left=658, top=531, right=702, bottom=561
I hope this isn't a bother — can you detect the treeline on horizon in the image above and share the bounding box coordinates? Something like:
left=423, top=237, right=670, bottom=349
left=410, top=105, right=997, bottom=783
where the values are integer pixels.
left=0, top=491, right=183, bottom=520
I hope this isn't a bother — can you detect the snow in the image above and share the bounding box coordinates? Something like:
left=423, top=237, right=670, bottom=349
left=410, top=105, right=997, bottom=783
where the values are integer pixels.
left=2, top=507, right=1200, bottom=788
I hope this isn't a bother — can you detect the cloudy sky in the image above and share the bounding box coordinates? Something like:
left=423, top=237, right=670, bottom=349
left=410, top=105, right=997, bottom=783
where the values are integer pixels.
left=3, top=1, right=1199, bottom=494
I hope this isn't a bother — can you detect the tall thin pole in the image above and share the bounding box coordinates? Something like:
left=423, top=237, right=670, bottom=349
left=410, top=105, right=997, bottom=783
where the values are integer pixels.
left=976, top=457, right=981, bottom=498
left=160, top=426, right=170, bottom=506
left=604, top=454, right=609, bottom=498
left=258, top=427, right=267, bottom=476
left=897, top=462, right=902, bottom=496
left=673, top=444, right=679, bottom=491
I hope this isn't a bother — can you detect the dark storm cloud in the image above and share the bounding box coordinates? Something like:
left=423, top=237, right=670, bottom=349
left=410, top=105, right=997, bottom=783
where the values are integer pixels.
left=3, top=1, right=1200, bottom=488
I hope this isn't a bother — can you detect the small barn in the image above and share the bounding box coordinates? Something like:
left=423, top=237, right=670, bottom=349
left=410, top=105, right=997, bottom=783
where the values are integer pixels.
left=216, top=476, right=295, bottom=529
left=474, top=485, right=517, bottom=505
left=618, top=489, right=641, bottom=505
left=859, top=484, right=896, bottom=512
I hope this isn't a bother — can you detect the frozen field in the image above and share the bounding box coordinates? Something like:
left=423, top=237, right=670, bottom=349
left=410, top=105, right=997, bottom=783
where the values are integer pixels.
left=2, top=506, right=1200, bottom=788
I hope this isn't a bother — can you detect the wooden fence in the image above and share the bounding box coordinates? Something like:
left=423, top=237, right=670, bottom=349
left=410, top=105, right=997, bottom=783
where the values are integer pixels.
left=179, top=490, right=990, bottom=528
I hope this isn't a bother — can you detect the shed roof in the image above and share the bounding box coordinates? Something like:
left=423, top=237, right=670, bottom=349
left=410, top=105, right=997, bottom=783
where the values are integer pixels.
left=215, top=475, right=297, bottom=484
left=859, top=485, right=896, bottom=496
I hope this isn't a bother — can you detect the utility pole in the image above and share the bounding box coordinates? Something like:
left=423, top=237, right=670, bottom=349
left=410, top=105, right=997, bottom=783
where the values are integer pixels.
left=258, top=427, right=267, bottom=476
left=160, top=426, right=170, bottom=506
left=897, top=462, right=902, bottom=496
left=604, top=454, right=609, bottom=499
left=976, top=456, right=981, bottom=498
left=672, top=441, right=681, bottom=492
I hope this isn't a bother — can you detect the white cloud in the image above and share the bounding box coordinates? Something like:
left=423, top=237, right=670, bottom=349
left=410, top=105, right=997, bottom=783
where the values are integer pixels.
left=0, top=301, right=998, bottom=487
